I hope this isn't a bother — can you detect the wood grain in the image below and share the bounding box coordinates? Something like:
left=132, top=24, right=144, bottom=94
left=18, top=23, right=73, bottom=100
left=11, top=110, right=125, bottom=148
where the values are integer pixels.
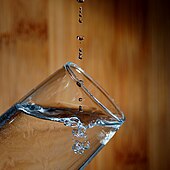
left=0, top=0, right=169, bottom=169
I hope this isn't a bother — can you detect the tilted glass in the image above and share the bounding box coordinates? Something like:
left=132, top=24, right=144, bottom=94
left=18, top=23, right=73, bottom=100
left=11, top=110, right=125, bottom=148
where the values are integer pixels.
left=0, top=62, right=125, bottom=170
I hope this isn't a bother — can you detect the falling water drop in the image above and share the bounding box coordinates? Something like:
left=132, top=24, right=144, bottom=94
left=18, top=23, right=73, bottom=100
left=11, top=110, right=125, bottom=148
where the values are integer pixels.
left=79, top=7, right=83, bottom=12
left=77, top=0, right=85, bottom=3
left=79, top=48, right=83, bottom=53
left=79, top=7, right=83, bottom=23
left=79, top=98, right=83, bottom=102
left=79, top=13, right=83, bottom=17
left=78, top=48, right=83, bottom=60
left=76, top=81, right=81, bottom=87
left=76, top=80, right=83, bottom=87
left=78, top=54, right=83, bottom=60
left=79, top=105, right=83, bottom=112
left=79, top=18, right=83, bottom=23
left=77, top=35, right=84, bottom=41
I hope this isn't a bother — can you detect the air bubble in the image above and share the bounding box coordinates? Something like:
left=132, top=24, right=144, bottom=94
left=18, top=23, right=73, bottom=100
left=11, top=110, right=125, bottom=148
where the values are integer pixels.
left=83, top=140, right=90, bottom=149
left=72, top=140, right=90, bottom=154
left=72, top=128, right=87, bottom=138
left=63, top=117, right=80, bottom=127
left=72, top=141, right=84, bottom=154
left=64, top=120, right=71, bottom=126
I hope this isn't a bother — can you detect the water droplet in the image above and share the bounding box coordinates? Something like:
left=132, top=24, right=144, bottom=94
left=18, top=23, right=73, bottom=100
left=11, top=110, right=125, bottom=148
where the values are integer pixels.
left=77, top=0, right=85, bottom=3
left=79, top=7, right=83, bottom=23
left=78, top=48, right=83, bottom=59
left=78, top=56, right=83, bottom=60
left=79, top=48, right=83, bottom=53
left=76, top=81, right=81, bottom=87
left=79, top=13, right=83, bottom=17
left=78, top=53, right=83, bottom=60
left=79, top=9, right=83, bottom=15
left=79, top=105, right=83, bottom=112
left=79, top=18, right=83, bottom=23
left=79, top=98, right=83, bottom=102
left=76, top=80, right=83, bottom=87
left=77, top=35, right=84, bottom=41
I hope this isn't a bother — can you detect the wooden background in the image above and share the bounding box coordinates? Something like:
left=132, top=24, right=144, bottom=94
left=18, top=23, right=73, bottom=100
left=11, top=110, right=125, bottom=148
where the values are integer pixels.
left=0, top=0, right=169, bottom=169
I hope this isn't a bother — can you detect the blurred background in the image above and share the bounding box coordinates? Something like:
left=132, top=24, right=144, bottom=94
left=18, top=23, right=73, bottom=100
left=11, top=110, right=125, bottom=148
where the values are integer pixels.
left=0, top=0, right=169, bottom=169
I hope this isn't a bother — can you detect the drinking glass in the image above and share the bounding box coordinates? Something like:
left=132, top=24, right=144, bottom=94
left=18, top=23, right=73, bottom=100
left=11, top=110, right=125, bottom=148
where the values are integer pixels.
left=0, top=62, right=125, bottom=169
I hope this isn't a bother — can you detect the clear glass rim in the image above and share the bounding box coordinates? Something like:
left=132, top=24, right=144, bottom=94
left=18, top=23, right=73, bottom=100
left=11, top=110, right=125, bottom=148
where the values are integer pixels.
left=64, top=62, right=125, bottom=122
